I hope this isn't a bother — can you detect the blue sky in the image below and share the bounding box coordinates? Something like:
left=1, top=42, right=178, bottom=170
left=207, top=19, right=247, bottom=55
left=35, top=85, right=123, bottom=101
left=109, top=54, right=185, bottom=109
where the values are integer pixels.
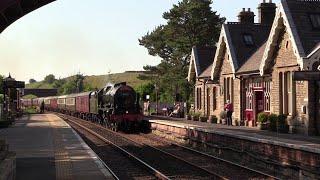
left=0, top=0, right=280, bottom=83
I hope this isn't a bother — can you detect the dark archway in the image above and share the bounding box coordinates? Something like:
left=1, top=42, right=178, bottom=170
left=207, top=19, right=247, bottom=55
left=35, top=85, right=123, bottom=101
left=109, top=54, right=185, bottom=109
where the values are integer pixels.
left=0, top=0, right=55, bottom=33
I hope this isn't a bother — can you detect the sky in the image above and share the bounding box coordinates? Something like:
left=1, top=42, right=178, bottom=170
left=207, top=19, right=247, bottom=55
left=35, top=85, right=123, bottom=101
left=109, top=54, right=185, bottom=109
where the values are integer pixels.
left=0, top=0, right=280, bottom=83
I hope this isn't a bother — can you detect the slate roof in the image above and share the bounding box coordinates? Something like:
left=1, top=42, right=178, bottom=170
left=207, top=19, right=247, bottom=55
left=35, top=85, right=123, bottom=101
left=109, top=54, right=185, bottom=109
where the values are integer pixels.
left=285, top=0, right=320, bottom=56
left=226, top=22, right=271, bottom=69
left=194, top=47, right=216, bottom=77
left=237, top=41, right=267, bottom=74
left=198, top=64, right=213, bottom=78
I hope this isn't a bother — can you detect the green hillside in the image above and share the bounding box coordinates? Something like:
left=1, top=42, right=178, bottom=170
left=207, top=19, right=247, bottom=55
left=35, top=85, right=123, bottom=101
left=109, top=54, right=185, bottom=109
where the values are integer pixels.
left=25, top=71, right=147, bottom=90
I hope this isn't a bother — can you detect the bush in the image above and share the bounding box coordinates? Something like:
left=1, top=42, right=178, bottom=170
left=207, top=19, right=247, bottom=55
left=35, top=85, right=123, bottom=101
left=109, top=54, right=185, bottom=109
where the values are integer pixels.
left=210, top=115, right=217, bottom=118
left=269, top=113, right=278, bottom=124
left=193, top=111, right=202, bottom=118
left=278, top=114, right=287, bottom=125
left=258, top=112, right=268, bottom=124
left=219, top=111, right=227, bottom=119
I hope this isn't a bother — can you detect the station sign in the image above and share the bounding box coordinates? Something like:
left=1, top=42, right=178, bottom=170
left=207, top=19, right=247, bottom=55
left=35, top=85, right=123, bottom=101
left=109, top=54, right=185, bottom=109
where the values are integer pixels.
left=293, top=71, right=320, bottom=81
left=4, top=81, right=25, bottom=88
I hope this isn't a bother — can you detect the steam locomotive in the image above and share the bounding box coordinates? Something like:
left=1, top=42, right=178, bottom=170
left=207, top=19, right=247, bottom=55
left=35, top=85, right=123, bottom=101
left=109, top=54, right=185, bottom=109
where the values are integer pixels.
left=23, top=82, right=143, bottom=131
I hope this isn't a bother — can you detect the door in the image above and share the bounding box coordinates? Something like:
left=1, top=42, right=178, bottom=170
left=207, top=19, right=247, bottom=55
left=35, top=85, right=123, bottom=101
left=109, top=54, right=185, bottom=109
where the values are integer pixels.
left=207, top=88, right=210, bottom=117
left=254, top=91, right=263, bottom=124
left=316, top=81, right=320, bottom=135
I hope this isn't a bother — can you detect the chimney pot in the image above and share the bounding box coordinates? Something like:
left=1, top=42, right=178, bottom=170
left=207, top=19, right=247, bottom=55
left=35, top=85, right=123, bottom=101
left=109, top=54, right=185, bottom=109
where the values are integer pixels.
left=258, top=0, right=276, bottom=24
left=242, top=8, right=245, bottom=11
left=248, top=8, right=251, bottom=12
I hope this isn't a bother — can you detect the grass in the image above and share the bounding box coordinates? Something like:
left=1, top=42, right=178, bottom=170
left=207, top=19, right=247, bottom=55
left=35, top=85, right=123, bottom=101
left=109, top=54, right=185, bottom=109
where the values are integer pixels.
left=84, top=72, right=146, bottom=89
left=23, top=107, right=39, bottom=114
left=25, top=71, right=147, bottom=90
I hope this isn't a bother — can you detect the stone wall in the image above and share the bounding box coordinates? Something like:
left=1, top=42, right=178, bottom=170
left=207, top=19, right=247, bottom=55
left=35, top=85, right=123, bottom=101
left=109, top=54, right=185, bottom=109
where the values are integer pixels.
left=0, top=140, right=16, bottom=180
left=269, top=27, right=309, bottom=134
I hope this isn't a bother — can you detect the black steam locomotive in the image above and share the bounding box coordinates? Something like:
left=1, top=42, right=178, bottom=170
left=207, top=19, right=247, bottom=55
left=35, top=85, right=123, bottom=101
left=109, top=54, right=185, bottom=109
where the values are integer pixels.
left=97, top=82, right=143, bottom=131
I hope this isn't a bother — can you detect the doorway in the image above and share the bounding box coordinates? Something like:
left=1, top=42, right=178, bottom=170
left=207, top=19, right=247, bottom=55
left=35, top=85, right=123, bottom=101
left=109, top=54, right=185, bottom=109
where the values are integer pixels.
left=207, top=88, right=210, bottom=117
left=254, top=91, right=263, bottom=123
left=315, top=81, right=320, bottom=135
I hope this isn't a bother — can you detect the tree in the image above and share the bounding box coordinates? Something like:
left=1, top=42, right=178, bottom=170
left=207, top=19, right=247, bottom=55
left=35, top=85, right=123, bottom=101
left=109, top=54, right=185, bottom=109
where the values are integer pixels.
left=139, top=0, right=225, bottom=102
left=0, top=75, right=4, bottom=95
left=135, top=81, right=155, bottom=101
left=59, top=73, right=85, bottom=95
left=44, top=74, right=56, bottom=84
left=29, top=79, right=36, bottom=84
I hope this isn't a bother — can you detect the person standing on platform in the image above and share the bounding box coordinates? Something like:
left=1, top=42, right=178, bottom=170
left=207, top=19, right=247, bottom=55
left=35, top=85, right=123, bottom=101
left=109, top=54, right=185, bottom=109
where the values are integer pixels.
left=40, top=100, right=45, bottom=113
left=224, top=100, right=233, bottom=126
left=147, top=100, right=150, bottom=116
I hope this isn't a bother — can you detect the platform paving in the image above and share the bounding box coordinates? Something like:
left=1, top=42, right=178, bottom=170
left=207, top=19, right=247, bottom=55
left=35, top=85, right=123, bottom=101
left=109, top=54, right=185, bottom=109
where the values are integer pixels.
left=145, top=115, right=320, bottom=153
left=0, top=113, right=115, bottom=180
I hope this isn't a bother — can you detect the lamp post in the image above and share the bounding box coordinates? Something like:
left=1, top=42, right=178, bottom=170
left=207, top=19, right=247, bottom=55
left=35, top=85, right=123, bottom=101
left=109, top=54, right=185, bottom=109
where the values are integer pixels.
left=154, top=84, right=159, bottom=115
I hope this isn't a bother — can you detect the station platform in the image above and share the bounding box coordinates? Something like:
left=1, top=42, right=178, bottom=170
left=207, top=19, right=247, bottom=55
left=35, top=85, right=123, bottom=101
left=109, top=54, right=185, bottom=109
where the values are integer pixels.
left=0, top=114, right=114, bottom=180
left=144, top=115, right=320, bottom=178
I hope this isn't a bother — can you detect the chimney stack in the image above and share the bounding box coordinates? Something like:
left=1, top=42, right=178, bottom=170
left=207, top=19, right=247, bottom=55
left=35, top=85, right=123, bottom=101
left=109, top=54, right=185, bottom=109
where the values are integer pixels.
left=238, top=8, right=255, bottom=24
left=258, top=0, right=276, bottom=24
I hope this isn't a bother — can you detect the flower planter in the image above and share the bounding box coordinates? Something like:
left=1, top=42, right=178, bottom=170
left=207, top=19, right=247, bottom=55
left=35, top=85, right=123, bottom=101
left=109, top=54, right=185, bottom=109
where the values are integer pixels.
left=277, top=124, right=289, bottom=133
left=191, top=116, right=199, bottom=121
left=208, top=116, right=217, bottom=123
left=257, top=123, right=268, bottom=130
left=221, top=118, right=227, bottom=125
left=199, top=117, right=207, bottom=122
left=186, top=115, right=192, bottom=120
left=268, top=123, right=277, bottom=132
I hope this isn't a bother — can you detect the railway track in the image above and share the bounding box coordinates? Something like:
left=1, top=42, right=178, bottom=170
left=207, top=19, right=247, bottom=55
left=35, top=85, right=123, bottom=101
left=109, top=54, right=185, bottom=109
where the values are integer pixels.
left=58, top=114, right=223, bottom=179
left=57, top=113, right=281, bottom=179
left=63, top=117, right=166, bottom=180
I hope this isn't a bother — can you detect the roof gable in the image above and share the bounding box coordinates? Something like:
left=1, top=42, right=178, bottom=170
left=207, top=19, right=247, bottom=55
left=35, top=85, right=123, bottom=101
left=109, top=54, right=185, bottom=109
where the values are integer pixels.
left=211, top=23, right=271, bottom=80
left=187, top=46, right=215, bottom=81
left=259, top=0, right=320, bottom=75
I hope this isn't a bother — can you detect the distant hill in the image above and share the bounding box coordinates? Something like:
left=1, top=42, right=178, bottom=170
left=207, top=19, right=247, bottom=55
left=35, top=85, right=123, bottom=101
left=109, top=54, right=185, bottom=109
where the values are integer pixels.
left=25, top=71, right=147, bottom=90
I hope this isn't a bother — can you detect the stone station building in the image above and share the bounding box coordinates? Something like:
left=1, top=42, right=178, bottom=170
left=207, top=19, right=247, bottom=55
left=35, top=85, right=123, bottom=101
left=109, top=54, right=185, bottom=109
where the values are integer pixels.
left=188, top=0, right=320, bottom=135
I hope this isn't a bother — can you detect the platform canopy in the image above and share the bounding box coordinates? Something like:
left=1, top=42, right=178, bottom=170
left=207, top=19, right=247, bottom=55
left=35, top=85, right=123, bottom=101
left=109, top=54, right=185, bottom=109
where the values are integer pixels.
left=0, top=0, right=55, bottom=33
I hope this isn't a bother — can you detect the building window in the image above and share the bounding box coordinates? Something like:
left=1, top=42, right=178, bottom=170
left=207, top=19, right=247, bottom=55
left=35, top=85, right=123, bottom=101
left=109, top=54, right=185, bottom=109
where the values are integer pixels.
left=246, top=79, right=253, bottom=110
left=253, top=78, right=262, bottom=88
left=243, top=34, right=254, bottom=45
left=212, top=87, right=216, bottom=111
left=280, top=71, right=293, bottom=115
left=285, top=72, right=292, bottom=115
left=310, top=14, right=320, bottom=29
left=224, top=77, right=233, bottom=103
left=196, top=88, right=199, bottom=109
left=264, top=78, right=271, bottom=112
left=196, top=87, right=202, bottom=110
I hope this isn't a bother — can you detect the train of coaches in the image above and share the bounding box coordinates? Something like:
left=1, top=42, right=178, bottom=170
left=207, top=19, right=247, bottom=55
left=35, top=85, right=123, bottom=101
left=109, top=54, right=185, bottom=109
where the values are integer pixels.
left=22, top=82, right=143, bottom=131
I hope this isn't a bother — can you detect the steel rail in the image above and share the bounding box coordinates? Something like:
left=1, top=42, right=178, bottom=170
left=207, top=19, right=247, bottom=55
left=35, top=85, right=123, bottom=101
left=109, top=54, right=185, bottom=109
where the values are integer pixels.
left=148, top=134, right=282, bottom=180
left=63, top=116, right=169, bottom=180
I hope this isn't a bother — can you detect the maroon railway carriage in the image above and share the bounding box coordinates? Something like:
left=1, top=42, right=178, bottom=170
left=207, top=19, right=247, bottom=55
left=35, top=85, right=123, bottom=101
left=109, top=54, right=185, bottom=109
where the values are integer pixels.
left=32, top=98, right=38, bottom=107
left=75, top=91, right=91, bottom=119
left=57, top=95, right=67, bottom=113
left=65, top=94, right=76, bottom=115
left=49, top=96, right=58, bottom=112
left=22, top=99, right=32, bottom=107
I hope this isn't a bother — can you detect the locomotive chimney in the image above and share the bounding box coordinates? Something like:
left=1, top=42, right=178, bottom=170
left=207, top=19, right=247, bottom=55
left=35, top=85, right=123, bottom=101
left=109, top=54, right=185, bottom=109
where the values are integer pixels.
left=257, top=0, right=276, bottom=24
left=238, top=8, right=255, bottom=24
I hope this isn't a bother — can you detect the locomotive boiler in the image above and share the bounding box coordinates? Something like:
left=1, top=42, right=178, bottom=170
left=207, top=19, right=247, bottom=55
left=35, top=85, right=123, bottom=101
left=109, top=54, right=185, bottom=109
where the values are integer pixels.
left=97, top=82, right=143, bottom=131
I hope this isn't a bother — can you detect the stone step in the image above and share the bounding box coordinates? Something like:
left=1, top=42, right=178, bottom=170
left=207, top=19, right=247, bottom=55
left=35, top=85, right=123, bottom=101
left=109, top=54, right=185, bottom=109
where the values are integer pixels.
left=0, top=151, right=16, bottom=180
